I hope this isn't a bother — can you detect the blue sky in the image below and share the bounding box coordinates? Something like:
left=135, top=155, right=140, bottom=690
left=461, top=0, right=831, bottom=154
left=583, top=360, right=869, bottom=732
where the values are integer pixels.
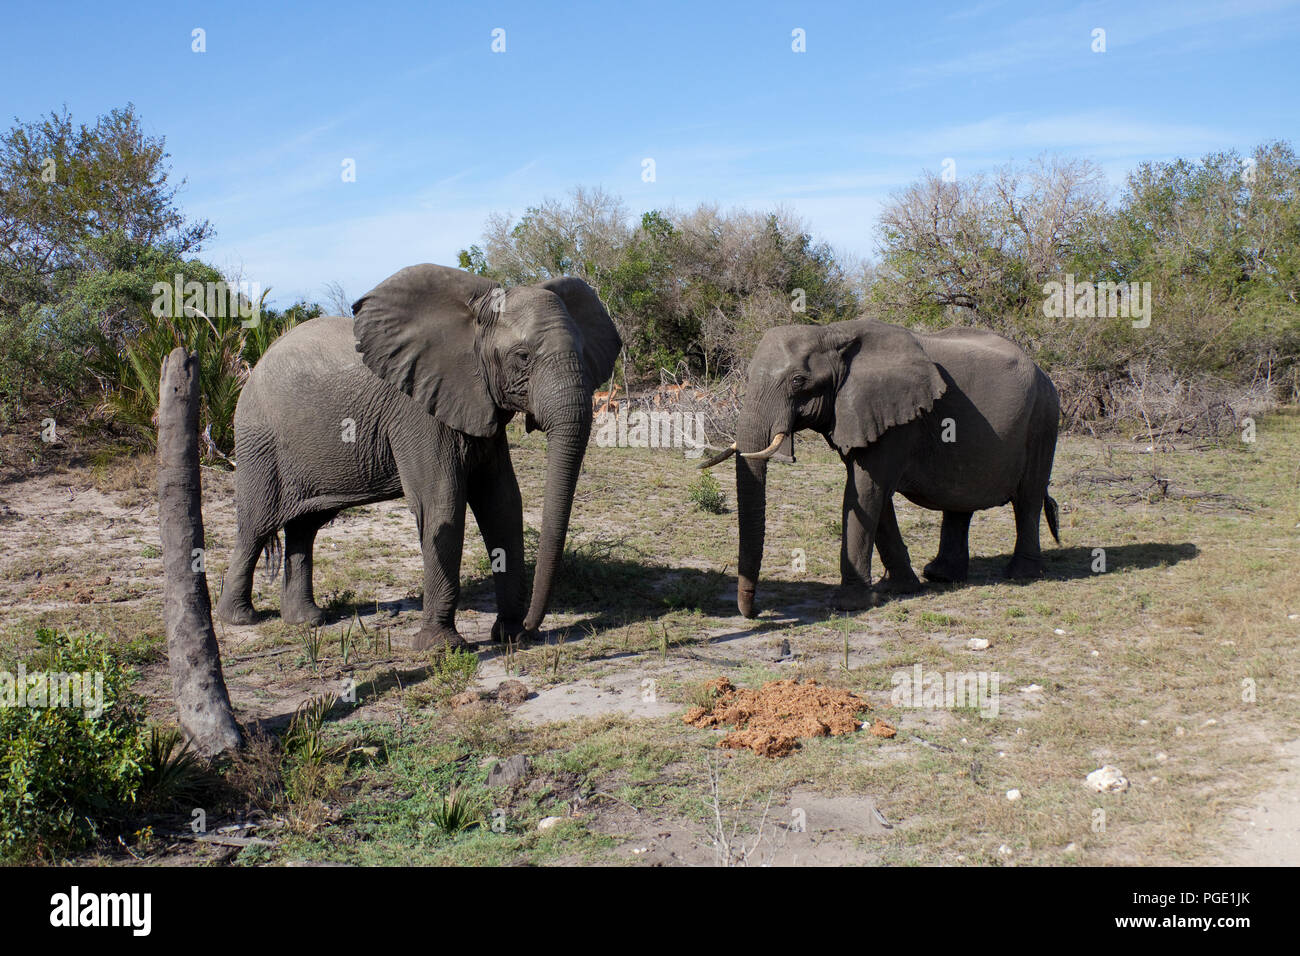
left=3, top=0, right=1298, bottom=306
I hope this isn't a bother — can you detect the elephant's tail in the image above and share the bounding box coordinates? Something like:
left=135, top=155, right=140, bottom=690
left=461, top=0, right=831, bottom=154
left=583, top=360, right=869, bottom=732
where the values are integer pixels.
left=260, top=532, right=283, bottom=583
left=1044, top=495, right=1060, bottom=544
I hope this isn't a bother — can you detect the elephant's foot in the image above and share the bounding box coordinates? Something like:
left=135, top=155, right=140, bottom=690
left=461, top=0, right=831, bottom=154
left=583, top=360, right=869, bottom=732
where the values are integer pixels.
left=281, top=601, right=327, bottom=627
left=491, top=616, right=534, bottom=646
left=215, top=594, right=259, bottom=626
left=877, top=569, right=924, bottom=594
left=412, top=625, right=471, bottom=654
left=922, top=557, right=968, bottom=584
left=738, top=580, right=757, bottom=619
left=1004, top=554, right=1044, bottom=580
left=831, top=585, right=882, bottom=612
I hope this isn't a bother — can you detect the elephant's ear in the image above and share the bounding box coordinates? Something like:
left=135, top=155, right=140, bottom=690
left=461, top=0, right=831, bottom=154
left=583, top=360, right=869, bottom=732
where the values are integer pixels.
left=829, top=319, right=947, bottom=450
left=352, top=264, right=502, bottom=437
left=538, top=276, right=622, bottom=388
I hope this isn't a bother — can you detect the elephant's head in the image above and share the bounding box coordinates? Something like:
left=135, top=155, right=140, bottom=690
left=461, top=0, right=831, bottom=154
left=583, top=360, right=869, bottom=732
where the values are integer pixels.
left=702, top=318, right=945, bottom=617
left=351, top=264, right=620, bottom=634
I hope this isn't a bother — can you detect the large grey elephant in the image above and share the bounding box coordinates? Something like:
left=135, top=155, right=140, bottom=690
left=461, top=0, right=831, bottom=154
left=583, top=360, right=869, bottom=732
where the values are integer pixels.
left=701, top=318, right=1060, bottom=618
left=214, top=264, right=621, bottom=651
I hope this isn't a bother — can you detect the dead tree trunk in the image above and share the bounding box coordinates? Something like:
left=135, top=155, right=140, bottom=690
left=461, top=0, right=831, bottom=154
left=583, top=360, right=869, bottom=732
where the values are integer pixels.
left=158, top=347, right=241, bottom=756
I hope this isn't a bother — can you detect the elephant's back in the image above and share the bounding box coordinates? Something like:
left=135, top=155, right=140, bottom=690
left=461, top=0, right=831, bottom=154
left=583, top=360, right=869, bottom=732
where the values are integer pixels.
left=249, top=315, right=362, bottom=386
left=919, top=328, right=1041, bottom=413
left=236, top=315, right=384, bottom=443
left=921, top=326, right=1036, bottom=374
left=234, top=315, right=409, bottom=508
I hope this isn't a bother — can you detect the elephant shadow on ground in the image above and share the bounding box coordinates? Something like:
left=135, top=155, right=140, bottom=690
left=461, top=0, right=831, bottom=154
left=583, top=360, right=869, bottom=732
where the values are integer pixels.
left=314, top=541, right=1197, bottom=657
left=964, top=541, right=1198, bottom=585
left=458, top=557, right=761, bottom=648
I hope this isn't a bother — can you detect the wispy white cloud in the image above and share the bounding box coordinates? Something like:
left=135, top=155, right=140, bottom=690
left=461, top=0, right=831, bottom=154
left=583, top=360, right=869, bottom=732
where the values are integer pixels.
left=902, top=0, right=1300, bottom=86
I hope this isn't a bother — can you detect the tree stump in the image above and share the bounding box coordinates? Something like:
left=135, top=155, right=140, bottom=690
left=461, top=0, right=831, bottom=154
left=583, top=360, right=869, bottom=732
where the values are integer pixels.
left=158, top=347, right=241, bottom=755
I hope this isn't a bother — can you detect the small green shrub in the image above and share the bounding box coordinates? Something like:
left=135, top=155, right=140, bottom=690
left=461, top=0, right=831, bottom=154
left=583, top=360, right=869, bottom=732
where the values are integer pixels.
left=0, top=630, right=148, bottom=861
left=427, top=648, right=479, bottom=701
left=687, top=472, right=726, bottom=514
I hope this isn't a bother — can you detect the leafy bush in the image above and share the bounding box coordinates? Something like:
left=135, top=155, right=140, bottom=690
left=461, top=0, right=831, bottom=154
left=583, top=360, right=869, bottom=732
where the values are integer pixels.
left=688, top=472, right=726, bottom=514
left=0, top=105, right=323, bottom=457
left=0, top=630, right=148, bottom=861
left=427, top=649, right=479, bottom=700
left=460, top=189, right=859, bottom=383
left=871, top=144, right=1300, bottom=428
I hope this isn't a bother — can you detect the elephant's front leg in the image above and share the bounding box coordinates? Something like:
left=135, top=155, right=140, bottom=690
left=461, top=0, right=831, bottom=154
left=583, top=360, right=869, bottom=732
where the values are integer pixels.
left=467, top=440, right=528, bottom=645
left=874, top=499, right=923, bottom=595
left=411, top=498, right=469, bottom=652
left=397, top=450, right=471, bottom=653
left=834, top=446, right=907, bottom=611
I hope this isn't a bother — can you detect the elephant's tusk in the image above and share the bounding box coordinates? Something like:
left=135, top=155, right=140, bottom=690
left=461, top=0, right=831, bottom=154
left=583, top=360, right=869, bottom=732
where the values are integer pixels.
left=697, top=443, right=737, bottom=469
left=740, top=433, right=787, bottom=460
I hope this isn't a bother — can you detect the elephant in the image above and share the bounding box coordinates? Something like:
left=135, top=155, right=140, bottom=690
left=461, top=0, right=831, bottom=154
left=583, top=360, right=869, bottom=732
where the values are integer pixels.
left=700, top=318, right=1060, bottom=618
left=213, top=263, right=621, bottom=652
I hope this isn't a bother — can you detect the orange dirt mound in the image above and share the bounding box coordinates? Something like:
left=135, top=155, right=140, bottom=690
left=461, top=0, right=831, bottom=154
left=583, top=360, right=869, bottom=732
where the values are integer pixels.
left=683, top=677, right=872, bottom=758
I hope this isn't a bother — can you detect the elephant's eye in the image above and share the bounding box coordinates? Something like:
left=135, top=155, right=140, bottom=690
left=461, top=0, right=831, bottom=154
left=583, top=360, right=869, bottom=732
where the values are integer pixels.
left=790, top=374, right=806, bottom=390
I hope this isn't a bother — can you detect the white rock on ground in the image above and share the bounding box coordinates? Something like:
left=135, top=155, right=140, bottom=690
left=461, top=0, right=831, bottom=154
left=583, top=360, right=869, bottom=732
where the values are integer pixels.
left=538, top=816, right=563, bottom=831
left=1086, top=765, right=1130, bottom=793
left=967, top=637, right=990, bottom=650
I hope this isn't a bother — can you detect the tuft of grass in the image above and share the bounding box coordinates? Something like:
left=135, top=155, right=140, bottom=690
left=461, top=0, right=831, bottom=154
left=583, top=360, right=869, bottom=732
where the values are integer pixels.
left=284, top=695, right=338, bottom=768
left=296, top=626, right=325, bottom=670
left=429, top=787, right=485, bottom=835
left=138, top=726, right=208, bottom=810
left=406, top=648, right=480, bottom=709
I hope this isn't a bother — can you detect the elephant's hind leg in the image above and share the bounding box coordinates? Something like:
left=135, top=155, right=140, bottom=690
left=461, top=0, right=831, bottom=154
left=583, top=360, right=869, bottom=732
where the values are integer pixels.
left=215, top=524, right=271, bottom=625
left=215, top=463, right=279, bottom=625
left=923, top=511, right=972, bottom=583
left=280, top=510, right=338, bottom=625
left=1006, top=492, right=1046, bottom=579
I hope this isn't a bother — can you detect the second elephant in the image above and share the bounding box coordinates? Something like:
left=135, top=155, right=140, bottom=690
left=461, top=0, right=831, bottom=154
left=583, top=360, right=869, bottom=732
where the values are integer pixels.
left=214, top=264, right=620, bottom=651
left=702, top=318, right=1061, bottom=617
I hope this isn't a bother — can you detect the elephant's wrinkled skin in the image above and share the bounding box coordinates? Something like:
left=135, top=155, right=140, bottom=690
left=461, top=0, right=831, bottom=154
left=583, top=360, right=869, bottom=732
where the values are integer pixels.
left=709, top=318, right=1060, bottom=618
left=214, top=264, right=620, bottom=651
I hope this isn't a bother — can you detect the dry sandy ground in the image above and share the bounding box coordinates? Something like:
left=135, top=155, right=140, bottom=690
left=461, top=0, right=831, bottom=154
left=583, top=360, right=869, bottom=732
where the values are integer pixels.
left=1216, top=739, right=1300, bottom=865
left=1, top=440, right=1297, bottom=866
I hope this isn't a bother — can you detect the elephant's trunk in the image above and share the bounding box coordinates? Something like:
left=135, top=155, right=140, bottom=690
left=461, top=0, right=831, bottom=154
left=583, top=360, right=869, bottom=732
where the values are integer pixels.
left=523, top=372, right=591, bottom=634
left=735, top=408, right=772, bottom=618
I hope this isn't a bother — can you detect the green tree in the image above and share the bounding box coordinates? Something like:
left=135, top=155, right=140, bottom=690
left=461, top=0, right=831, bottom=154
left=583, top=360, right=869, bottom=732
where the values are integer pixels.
left=0, top=104, right=212, bottom=415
